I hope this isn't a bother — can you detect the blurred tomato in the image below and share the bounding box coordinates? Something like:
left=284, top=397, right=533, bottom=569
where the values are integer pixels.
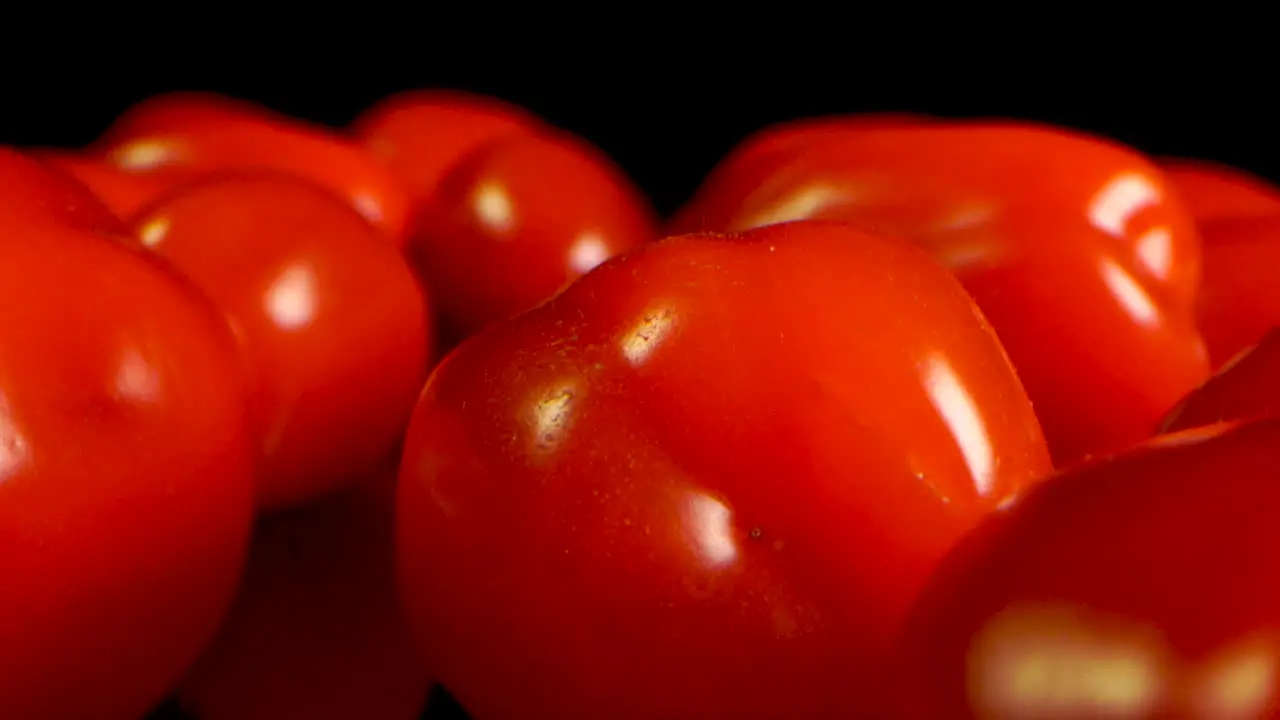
left=2, top=146, right=127, bottom=234
left=29, top=149, right=186, bottom=220
left=1162, top=157, right=1280, bottom=224
left=1163, top=327, right=1280, bottom=432
left=1190, top=214, right=1280, bottom=368
left=397, top=221, right=1051, bottom=719
left=131, top=173, right=430, bottom=507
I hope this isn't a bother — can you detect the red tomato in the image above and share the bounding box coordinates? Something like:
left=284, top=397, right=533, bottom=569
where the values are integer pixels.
left=407, top=130, right=658, bottom=339
left=178, top=461, right=429, bottom=720
left=397, top=221, right=1051, bottom=719
left=351, top=89, right=542, bottom=206
left=672, top=122, right=1208, bottom=465
left=28, top=149, right=186, bottom=220
left=92, top=93, right=414, bottom=243
left=130, top=173, right=430, bottom=508
left=0, top=221, right=256, bottom=719
left=1162, top=327, right=1280, bottom=432
left=1162, top=157, right=1280, bottom=224
left=1, top=146, right=127, bottom=234
left=896, top=418, right=1280, bottom=719
left=1190, top=214, right=1280, bottom=368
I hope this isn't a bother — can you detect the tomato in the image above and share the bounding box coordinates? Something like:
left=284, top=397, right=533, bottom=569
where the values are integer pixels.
left=397, top=221, right=1051, bottom=719
left=351, top=89, right=542, bottom=207
left=178, top=460, right=429, bottom=720
left=896, top=417, right=1280, bottom=719
left=130, top=173, right=430, bottom=508
left=91, top=93, right=413, bottom=243
left=671, top=122, right=1208, bottom=466
left=1161, top=158, right=1280, bottom=224
left=1162, top=328, right=1280, bottom=433
left=1185, top=213, right=1280, bottom=369
left=407, top=130, right=657, bottom=340
left=29, top=149, right=185, bottom=221
left=0, top=219, right=255, bottom=719
left=1, top=146, right=127, bottom=234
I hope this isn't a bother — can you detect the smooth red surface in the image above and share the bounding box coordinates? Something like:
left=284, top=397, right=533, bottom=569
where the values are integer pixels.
left=131, top=173, right=430, bottom=508
left=407, top=130, right=657, bottom=339
left=179, top=462, right=430, bottom=720
left=92, top=93, right=414, bottom=243
left=0, top=222, right=256, bottom=719
left=397, top=221, right=1052, bottom=719
left=351, top=90, right=541, bottom=206
left=1191, top=214, right=1280, bottom=368
left=1163, top=328, right=1280, bottom=433
left=896, top=418, right=1280, bottom=719
left=1162, top=158, right=1280, bottom=224
left=1, top=146, right=128, bottom=234
left=672, top=122, right=1209, bottom=465
left=30, top=149, right=185, bottom=220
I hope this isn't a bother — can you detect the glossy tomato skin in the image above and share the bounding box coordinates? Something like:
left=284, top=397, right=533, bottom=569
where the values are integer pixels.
left=131, top=173, right=430, bottom=508
left=1190, top=214, right=1280, bottom=368
left=1, top=146, right=128, bottom=234
left=178, top=460, right=429, bottom=720
left=0, top=225, right=256, bottom=719
left=1162, top=328, right=1280, bottom=432
left=92, top=93, right=414, bottom=243
left=351, top=90, right=541, bottom=207
left=672, top=122, right=1209, bottom=465
left=397, top=221, right=1052, bottom=719
left=408, top=130, right=658, bottom=340
left=896, top=418, right=1280, bottom=719
left=1161, top=158, right=1280, bottom=224
left=29, top=149, right=186, bottom=221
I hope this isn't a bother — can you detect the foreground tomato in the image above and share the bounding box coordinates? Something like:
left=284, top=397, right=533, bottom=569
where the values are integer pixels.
left=351, top=90, right=541, bottom=207
left=1, top=146, right=127, bottom=234
left=672, top=121, right=1208, bottom=465
left=1161, top=158, right=1280, bottom=224
left=91, top=93, right=413, bottom=242
left=397, top=221, right=1051, bottom=719
left=178, top=461, right=429, bottom=720
left=408, top=130, right=657, bottom=339
left=1162, top=328, right=1280, bottom=433
left=897, top=417, right=1280, bottom=718
left=131, top=173, right=430, bottom=507
left=1189, top=214, right=1280, bottom=368
left=0, top=223, right=256, bottom=719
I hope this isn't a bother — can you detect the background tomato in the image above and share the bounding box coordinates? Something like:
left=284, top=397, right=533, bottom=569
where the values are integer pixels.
left=1161, top=158, right=1280, bottom=225
left=28, top=149, right=188, bottom=221
left=1, top=147, right=128, bottom=234
left=131, top=173, right=430, bottom=507
left=397, top=221, right=1051, bottom=719
left=0, top=223, right=256, bottom=720
left=1162, top=327, right=1280, bottom=433
left=1189, top=214, right=1280, bottom=369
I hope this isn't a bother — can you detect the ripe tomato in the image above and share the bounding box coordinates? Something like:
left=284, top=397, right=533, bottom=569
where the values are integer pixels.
left=178, top=461, right=429, bottom=720
left=1161, top=157, right=1280, bottom=224
left=1188, top=214, right=1280, bottom=368
left=351, top=89, right=541, bottom=206
left=407, top=130, right=657, bottom=341
left=671, top=122, right=1208, bottom=465
left=91, top=93, right=413, bottom=243
left=130, top=173, right=430, bottom=508
left=0, top=221, right=256, bottom=719
left=1162, top=328, right=1280, bottom=433
left=29, top=149, right=185, bottom=221
left=1, top=147, right=127, bottom=234
left=397, top=221, right=1051, bottom=719
left=896, top=417, right=1280, bottom=719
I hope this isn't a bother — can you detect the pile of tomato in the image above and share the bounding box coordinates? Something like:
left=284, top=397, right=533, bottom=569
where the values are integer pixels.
left=3, top=91, right=1280, bottom=720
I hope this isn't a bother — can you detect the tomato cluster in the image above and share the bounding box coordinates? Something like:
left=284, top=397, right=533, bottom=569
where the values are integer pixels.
left=4, top=93, right=1280, bottom=719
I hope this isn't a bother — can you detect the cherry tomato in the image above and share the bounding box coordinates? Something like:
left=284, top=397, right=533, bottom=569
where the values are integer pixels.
left=896, top=417, right=1280, bottom=719
left=1, top=146, right=127, bottom=234
left=131, top=173, right=430, bottom=508
left=1162, top=157, right=1280, bottom=224
left=92, top=93, right=414, bottom=243
left=407, top=130, right=657, bottom=340
left=1187, top=213, right=1280, bottom=368
left=1162, top=327, right=1280, bottom=433
left=351, top=89, right=542, bottom=207
left=397, top=221, right=1051, bottom=719
left=178, top=460, right=429, bottom=720
left=29, top=149, right=186, bottom=220
left=672, top=122, right=1208, bottom=465
left=0, top=221, right=256, bottom=719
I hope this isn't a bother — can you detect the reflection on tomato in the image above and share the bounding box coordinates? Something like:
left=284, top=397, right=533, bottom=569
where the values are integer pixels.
left=131, top=173, right=430, bottom=507
left=1161, top=158, right=1280, bottom=225
left=408, top=130, right=657, bottom=340
left=397, top=221, right=1051, bottom=719
left=0, top=220, right=255, bottom=719
left=92, top=93, right=413, bottom=243
left=2, top=147, right=127, bottom=234
left=1162, top=328, right=1280, bottom=433
left=178, top=461, right=430, bottom=720
left=896, top=418, right=1280, bottom=719
left=672, top=122, right=1208, bottom=465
